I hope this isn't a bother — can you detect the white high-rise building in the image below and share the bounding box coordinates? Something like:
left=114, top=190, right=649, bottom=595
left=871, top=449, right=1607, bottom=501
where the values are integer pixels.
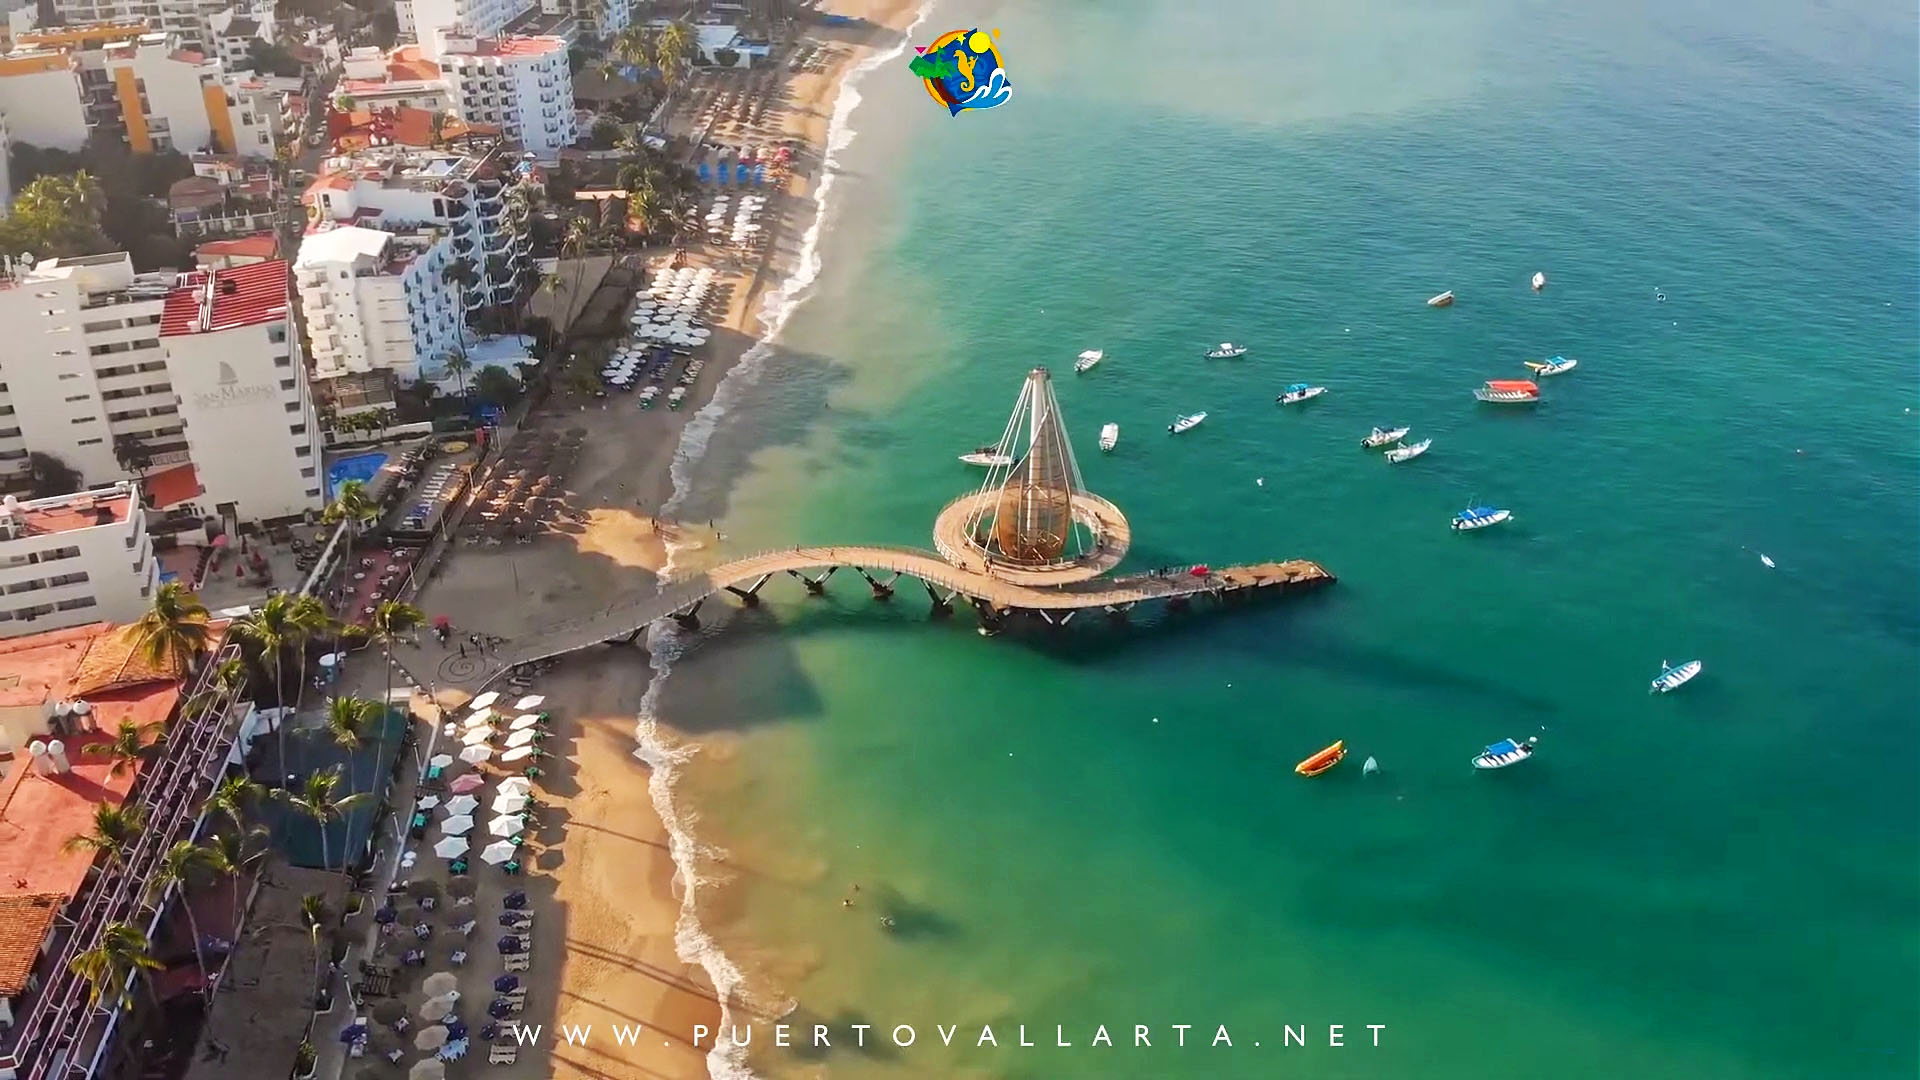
left=538, top=0, right=628, bottom=38
left=101, top=32, right=278, bottom=156
left=0, top=484, right=158, bottom=636
left=0, top=253, right=324, bottom=520
left=408, top=0, right=535, bottom=61
left=294, top=224, right=462, bottom=385
left=437, top=35, right=574, bottom=160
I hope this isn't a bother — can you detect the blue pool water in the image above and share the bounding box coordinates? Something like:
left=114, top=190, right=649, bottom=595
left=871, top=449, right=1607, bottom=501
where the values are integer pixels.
left=325, top=451, right=387, bottom=498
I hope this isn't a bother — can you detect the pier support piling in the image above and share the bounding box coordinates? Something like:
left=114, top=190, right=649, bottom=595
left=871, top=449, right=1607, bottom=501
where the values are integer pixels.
left=787, top=566, right=838, bottom=594
left=725, top=573, right=775, bottom=605
left=671, top=598, right=704, bottom=629
left=923, top=580, right=955, bottom=616
left=855, top=568, right=898, bottom=599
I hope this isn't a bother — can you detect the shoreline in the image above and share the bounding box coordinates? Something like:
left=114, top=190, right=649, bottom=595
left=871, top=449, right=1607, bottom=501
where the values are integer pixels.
left=391, top=3, right=933, bottom=1078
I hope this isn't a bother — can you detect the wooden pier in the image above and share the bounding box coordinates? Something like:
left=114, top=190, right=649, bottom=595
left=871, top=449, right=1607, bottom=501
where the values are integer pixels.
left=476, top=546, right=1333, bottom=684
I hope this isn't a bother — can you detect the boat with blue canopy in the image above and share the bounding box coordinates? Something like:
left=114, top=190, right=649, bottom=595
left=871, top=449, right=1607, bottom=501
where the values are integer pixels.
left=1277, top=383, right=1327, bottom=405
left=1452, top=506, right=1512, bottom=531
left=1472, top=736, right=1537, bottom=769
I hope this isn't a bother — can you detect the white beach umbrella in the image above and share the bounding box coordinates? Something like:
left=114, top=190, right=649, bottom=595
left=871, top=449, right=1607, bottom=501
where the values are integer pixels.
left=497, top=774, right=532, bottom=794
left=416, top=795, right=440, bottom=810
left=460, top=727, right=492, bottom=747
left=459, top=743, right=492, bottom=765
left=491, top=793, right=528, bottom=815
left=417, top=999, right=453, bottom=1025
left=488, top=813, right=526, bottom=837
left=461, top=711, right=494, bottom=730
left=428, top=754, right=454, bottom=769
left=444, top=794, right=479, bottom=815
left=440, top=815, right=475, bottom=836
left=480, top=840, right=517, bottom=865
left=469, top=691, right=500, bottom=710
left=505, top=728, right=538, bottom=749
left=409, top=1059, right=447, bottom=1080
left=433, top=836, right=469, bottom=859
left=500, top=745, right=536, bottom=764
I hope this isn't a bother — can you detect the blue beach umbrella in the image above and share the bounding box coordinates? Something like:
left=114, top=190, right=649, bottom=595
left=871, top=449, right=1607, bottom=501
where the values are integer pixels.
left=697, top=163, right=711, bottom=182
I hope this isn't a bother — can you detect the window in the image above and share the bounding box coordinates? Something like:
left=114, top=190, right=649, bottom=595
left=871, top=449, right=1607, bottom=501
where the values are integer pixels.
left=296, top=445, right=311, bottom=457
left=305, top=486, right=322, bottom=498
left=64, top=394, right=90, bottom=403
left=280, top=379, right=296, bottom=390
left=275, top=354, right=292, bottom=367
left=5, top=579, right=46, bottom=595
left=289, top=423, right=306, bottom=435
left=71, top=416, right=97, bottom=425
left=12, top=604, right=54, bottom=621
left=285, top=401, right=301, bottom=412
left=48, top=572, right=89, bottom=588
left=268, top=325, right=286, bottom=344
left=76, top=437, right=103, bottom=446
left=82, top=318, right=122, bottom=333
left=299, top=466, right=316, bottom=477
left=58, top=372, right=82, bottom=381
left=55, top=596, right=97, bottom=612
left=0, top=429, right=18, bottom=439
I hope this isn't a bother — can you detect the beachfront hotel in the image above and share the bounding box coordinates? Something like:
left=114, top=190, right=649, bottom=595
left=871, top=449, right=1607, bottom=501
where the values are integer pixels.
left=407, top=0, right=536, bottom=61
left=0, top=254, right=325, bottom=524
left=0, top=619, right=255, bottom=1078
left=0, top=486, right=158, bottom=637
left=437, top=34, right=576, bottom=159
left=295, top=224, right=466, bottom=386
left=300, top=140, right=537, bottom=385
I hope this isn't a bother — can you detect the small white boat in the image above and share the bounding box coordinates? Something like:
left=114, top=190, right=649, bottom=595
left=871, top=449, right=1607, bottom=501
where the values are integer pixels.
left=1276, top=383, right=1327, bottom=405
left=1384, top=438, right=1430, bottom=463
left=1074, top=349, right=1104, bottom=373
left=1451, top=506, right=1511, bottom=531
left=1168, top=412, right=1207, bottom=434
left=959, top=445, right=1015, bottom=467
left=1650, top=659, right=1702, bottom=694
left=1204, top=342, right=1247, bottom=359
left=1427, top=290, right=1454, bottom=307
left=1524, top=356, right=1578, bottom=377
left=1531, top=271, right=1547, bottom=291
left=1098, top=423, right=1119, bottom=452
left=1361, top=426, right=1410, bottom=449
left=1472, top=737, right=1537, bottom=769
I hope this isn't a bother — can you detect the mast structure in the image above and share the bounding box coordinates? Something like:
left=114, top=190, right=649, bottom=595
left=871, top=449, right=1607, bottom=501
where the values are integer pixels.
left=963, top=367, right=1094, bottom=566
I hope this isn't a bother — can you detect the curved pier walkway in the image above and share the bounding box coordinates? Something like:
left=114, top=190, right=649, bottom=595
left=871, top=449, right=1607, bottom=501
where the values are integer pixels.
left=473, top=546, right=1332, bottom=685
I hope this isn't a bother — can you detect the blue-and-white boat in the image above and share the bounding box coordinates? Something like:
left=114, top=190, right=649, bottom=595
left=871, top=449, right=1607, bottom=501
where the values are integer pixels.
left=1361, top=426, right=1410, bottom=449
left=1525, top=355, right=1578, bottom=377
left=1204, top=342, right=1248, bottom=359
left=1452, top=506, right=1511, bottom=531
left=1472, top=736, right=1537, bottom=769
left=1276, top=383, right=1327, bottom=405
left=1650, top=659, right=1702, bottom=694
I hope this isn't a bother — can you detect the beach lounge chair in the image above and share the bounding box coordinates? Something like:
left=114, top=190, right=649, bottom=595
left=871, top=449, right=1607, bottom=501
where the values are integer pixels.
left=489, top=1044, right=518, bottom=1065
left=503, top=955, right=530, bottom=973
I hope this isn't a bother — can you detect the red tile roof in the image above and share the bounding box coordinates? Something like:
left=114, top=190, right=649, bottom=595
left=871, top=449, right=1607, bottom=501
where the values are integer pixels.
left=195, top=233, right=280, bottom=261
left=143, top=463, right=203, bottom=510
left=0, top=894, right=64, bottom=996
left=14, top=491, right=129, bottom=537
left=388, top=44, right=440, bottom=81
left=158, top=260, right=290, bottom=336
left=447, top=35, right=567, bottom=58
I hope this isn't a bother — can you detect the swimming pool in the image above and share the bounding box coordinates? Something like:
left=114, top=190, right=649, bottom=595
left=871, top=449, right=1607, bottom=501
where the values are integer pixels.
left=326, top=451, right=387, bottom=498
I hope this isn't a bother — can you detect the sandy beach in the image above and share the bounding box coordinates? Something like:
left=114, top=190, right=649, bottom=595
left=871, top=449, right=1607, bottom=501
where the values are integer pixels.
left=387, top=3, right=928, bottom=1077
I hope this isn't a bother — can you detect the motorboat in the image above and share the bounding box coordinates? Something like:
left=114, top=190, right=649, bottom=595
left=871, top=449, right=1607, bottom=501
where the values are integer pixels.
left=1204, top=342, right=1248, bottom=359
left=1098, top=423, right=1119, bottom=452
left=1650, top=659, right=1702, bottom=694
left=1473, top=379, right=1540, bottom=403
left=1524, top=356, right=1577, bottom=377
left=1385, top=438, right=1430, bottom=463
left=1168, top=412, right=1207, bottom=434
left=1472, top=737, right=1537, bottom=769
left=959, top=445, right=1016, bottom=467
left=1361, top=426, right=1410, bottom=449
left=1531, top=271, right=1547, bottom=291
left=1295, top=740, right=1346, bottom=777
left=1451, top=506, right=1511, bottom=531
left=1276, top=383, right=1327, bottom=405
left=1427, top=290, right=1455, bottom=307
left=1074, top=349, right=1104, bottom=373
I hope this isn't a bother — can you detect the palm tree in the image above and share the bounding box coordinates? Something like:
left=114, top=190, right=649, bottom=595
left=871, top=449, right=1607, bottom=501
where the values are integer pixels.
left=279, top=767, right=369, bottom=887
left=322, top=478, right=379, bottom=540
left=183, top=655, right=247, bottom=725
left=148, top=841, right=219, bottom=1000
left=286, top=593, right=333, bottom=717
left=80, top=718, right=163, bottom=778
left=443, top=349, right=475, bottom=399
left=440, top=257, right=481, bottom=365
left=298, top=892, right=330, bottom=1023
left=656, top=20, right=693, bottom=91
left=557, top=217, right=593, bottom=349
left=230, top=594, right=300, bottom=769
left=205, top=772, right=266, bottom=832
left=70, top=922, right=162, bottom=1010
left=126, top=582, right=212, bottom=674
left=63, top=803, right=147, bottom=868
left=367, top=599, right=423, bottom=723
left=612, top=25, right=654, bottom=73
left=628, top=187, right=662, bottom=239
left=205, top=826, right=270, bottom=947
left=324, top=695, right=381, bottom=801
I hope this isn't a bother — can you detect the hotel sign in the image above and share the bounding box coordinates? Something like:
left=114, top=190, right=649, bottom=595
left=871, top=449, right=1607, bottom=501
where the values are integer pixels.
left=192, top=360, right=277, bottom=410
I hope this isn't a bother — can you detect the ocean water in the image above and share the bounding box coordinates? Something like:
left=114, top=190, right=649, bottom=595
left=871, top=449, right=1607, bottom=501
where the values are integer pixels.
left=646, top=1, right=1920, bottom=1077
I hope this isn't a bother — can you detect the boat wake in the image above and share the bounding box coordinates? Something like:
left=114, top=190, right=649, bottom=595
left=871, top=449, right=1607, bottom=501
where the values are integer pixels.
left=640, top=5, right=938, bottom=1077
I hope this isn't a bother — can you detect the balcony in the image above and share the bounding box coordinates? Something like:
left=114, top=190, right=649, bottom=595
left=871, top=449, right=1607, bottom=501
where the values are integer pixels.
left=451, top=235, right=475, bottom=254
left=482, top=231, right=510, bottom=254
left=450, top=218, right=472, bottom=236
left=477, top=198, right=503, bottom=219
left=463, top=290, right=485, bottom=311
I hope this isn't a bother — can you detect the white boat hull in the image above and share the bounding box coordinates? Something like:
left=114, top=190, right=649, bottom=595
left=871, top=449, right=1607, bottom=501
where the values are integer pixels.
left=1362, top=427, right=1410, bottom=448
left=1427, top=291, right=1454, bottom=307
left=1473, top=748, right=1534, bottom=769
left=1278, top=387, right=1327, bottom=405
left=1651, top=660, right=1702, bottom=693
left=1098, top=424, right=1118, bottom=452
left=1474, top=390, right=1540, bottom=403
left=1452, top=509, right=1511, bottom=530
left=959, top=453, right=1015, bottom=467
left=1385, top=439, right=1431, bottom=463
left=1074, top=350, right=1103, bottom=373
left=1169, top=413, right=1206, bottom=434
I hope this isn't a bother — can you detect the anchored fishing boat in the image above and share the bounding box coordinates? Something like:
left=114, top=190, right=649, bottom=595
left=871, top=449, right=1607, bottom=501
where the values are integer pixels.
left=1204, top=342, right=1248, bottom=359
left=1473, top=737, right=1537, bottom=769
left=1427, top=290, right=1455, bottom=307
left=1074, top=349, right=1104, bottom=373
left=959, top=445, right=1016, bottom=467
left=1295, top=740, right=1346, bottom=777
left=1452, top=506, right=1511, bottom=531
left=1524, top=356, right=1578, bottom=377
left=1276, top=383, right=1327, bottom=405
left=1385, top=437, right=1431, bottom=463
left=1473, top=379, right=1540, bottom=403
left=1650, top=659, right=1702, bottom=694
left=1362, top=426, right=1410, bottom=449
left=1098, top=423, right=1119, bottom=452
left=1168, top=412, right=1207, bottom=435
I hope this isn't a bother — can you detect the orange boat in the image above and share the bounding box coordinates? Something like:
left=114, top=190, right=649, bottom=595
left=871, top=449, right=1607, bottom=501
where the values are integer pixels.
left=1294, top=740, right=1346, bottom=777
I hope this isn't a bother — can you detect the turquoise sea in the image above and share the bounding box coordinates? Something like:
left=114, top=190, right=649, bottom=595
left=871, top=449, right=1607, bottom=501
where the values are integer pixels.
left=649, top=1, right=1919, bottom=1077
